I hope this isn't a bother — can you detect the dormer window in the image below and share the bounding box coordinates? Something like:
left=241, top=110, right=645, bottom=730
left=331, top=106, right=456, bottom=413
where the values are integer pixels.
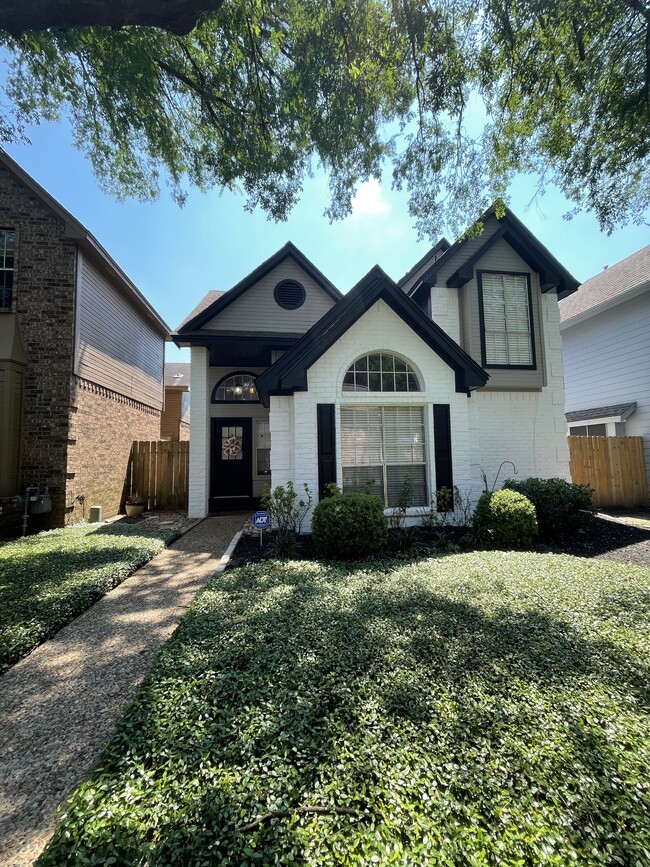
left=0, top=230, right=15, bottom=309
left=478, top=271, right=534, bottom=367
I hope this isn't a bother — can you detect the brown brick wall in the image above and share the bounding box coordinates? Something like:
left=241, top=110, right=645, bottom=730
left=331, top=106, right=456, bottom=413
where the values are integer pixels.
left=0, top=165, right=77, bottom=527
left=66, top=377, right=161, bottom=522
left=179, top=420, right=190, bottom=441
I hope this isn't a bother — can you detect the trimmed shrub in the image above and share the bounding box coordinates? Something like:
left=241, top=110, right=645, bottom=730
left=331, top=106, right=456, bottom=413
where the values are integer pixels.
left=473, top=488, right=538, bottom=549
left=503, top=477, right=593, bottom=538
left=312, top=492, right=388, bottom=559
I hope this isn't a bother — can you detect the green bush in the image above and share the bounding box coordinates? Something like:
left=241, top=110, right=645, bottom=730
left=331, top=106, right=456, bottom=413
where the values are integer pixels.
left=503, top=477, right=593, bottom=538
left=473, top=488, right=538, bottom=549
left=312, top=492, right=388, bottom=559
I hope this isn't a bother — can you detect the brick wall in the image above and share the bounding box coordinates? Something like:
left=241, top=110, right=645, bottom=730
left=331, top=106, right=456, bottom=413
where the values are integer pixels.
left=66, top=377, right=161, bottom=522
left=272, top=298, right=470, bottom=531
left=467, top=291, right=571, bottom=487
left=0, top=164, right=77, bottom=527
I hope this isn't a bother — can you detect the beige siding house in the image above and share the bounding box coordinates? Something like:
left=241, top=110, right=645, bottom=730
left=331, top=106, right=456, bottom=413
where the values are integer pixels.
left=174, top=208, right=578, bottom=527
left=0, top=150, right=168, bottom=532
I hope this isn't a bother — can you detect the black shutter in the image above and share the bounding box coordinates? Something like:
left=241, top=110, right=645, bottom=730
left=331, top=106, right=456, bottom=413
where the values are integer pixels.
left=317, top=404, right=336, bottom=499
left=433, top=404, right=453, bottom=509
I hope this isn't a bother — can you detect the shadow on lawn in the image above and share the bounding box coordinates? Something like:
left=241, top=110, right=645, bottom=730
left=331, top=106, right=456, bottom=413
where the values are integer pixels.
left=37, top=561, right=650, bottom=865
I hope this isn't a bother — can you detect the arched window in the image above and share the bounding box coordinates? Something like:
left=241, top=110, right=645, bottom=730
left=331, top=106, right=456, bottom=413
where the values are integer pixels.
left=212, top=372, right=259, bottom=403
left=342, top=352, right=421, bottom=393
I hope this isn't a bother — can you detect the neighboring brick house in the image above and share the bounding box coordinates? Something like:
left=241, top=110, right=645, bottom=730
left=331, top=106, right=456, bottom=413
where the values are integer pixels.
left=0, top=150, right=169, bottom=530
left=560, top=245, right=650, bottom=501
left=161, top=362, right=190, bottom=441
left=173, top=206, right=578, bottom=527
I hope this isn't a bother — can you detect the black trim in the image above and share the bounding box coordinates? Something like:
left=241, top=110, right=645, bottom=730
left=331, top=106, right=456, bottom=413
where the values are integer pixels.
left=177, top=242, right=341, bottom=333
left=274, top=279, right=306, bottom=310
left=211, top=371, right=261, bottom=403
left=256, top=266, right=488, bottom=406
left=316, top=404, right=337, bottom=499
left=477, top=270, right=537, bottom=370
left=397, top=239, right=451, bottom=288
left=433, top=404, right=453, bottom=509
left=408, top=205, right=579, bottom=300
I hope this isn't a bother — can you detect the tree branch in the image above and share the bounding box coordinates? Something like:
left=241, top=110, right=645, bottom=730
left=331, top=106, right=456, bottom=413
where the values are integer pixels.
left=0, top=0, right=225, bottom=37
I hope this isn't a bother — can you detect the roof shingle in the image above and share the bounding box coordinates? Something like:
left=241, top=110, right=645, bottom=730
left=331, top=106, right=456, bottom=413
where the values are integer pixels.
left=559, top=245, right=650, bottom=323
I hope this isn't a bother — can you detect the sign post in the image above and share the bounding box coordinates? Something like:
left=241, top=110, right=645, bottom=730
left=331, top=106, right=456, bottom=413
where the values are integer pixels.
left=252, top=510, right=271, bottom=547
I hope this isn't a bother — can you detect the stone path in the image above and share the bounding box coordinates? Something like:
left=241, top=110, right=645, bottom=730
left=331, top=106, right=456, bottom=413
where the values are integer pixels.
left=0, top=515, right=245, bottom=867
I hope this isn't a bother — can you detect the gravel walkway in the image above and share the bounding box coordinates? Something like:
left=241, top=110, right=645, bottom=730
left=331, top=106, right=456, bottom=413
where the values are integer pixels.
left=0, top=514, right=245, bottom=867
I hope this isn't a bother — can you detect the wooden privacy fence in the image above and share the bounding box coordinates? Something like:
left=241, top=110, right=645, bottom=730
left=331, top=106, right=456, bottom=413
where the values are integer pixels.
left=568, top=436, right=648, bottom=509
left=126, top=441, right=189, bottom=511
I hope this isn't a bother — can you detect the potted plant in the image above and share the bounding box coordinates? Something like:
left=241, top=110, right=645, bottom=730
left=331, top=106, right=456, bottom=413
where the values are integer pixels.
left=125, top=494, right=146, bottom=518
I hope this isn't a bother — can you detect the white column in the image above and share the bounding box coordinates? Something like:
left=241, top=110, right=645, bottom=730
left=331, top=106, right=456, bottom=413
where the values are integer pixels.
left=188, top=346, right=210, bottom=518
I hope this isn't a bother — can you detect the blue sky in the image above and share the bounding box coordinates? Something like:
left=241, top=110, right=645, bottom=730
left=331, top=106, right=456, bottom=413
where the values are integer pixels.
left=5, top=118, right=649, bottom=364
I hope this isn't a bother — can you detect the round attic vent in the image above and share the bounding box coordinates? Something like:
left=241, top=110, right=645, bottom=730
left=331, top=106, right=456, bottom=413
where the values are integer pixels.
left=274, top=279, right=306, bottom=310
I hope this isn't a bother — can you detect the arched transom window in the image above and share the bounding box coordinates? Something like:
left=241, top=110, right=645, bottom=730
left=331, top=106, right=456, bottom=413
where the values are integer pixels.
left=343, top=352, right=421, bottom=393
left=212, top=372, right=259, bottom=402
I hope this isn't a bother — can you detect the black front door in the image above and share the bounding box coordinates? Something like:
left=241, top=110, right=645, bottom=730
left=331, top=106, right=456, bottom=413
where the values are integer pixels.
left=210, top=418, right=253, bottom=504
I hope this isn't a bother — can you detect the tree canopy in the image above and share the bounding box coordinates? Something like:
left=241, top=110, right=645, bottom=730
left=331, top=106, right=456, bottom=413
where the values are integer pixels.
left=1, top=0, right=648, bottom=237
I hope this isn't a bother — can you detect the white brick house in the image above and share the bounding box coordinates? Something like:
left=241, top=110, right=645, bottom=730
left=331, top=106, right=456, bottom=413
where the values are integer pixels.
left=172, top=207, right=578, bottom=527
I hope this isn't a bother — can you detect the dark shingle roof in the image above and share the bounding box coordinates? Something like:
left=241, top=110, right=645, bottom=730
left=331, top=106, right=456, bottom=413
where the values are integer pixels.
left=559, top=245, right=650, bottom=323
left=164, top=362, right=191, bottom=388
left=566, top=403, right=637, bottom=423
left=175, top=291, right=225, bottom=331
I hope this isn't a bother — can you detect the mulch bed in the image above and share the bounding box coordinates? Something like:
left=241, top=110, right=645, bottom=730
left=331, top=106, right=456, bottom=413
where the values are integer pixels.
left=230, top=513, right=650, bottom=569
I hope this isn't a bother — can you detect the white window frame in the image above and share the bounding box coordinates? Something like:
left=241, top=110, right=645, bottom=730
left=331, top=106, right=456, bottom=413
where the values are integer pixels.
left=340, top=405, right=428, bottom=508
left=0, top=229, right=15, bottom=310
left=568, top=418, right=621, bottom=437
left=478, top=271, right=535, bottom=368
left=254, top=419, right=271, bottom=477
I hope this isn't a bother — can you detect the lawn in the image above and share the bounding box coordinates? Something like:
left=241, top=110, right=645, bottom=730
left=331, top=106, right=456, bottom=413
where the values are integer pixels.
left=0, top=523, right=181, bottom=672
left=38, top=552, right=650, bottom=866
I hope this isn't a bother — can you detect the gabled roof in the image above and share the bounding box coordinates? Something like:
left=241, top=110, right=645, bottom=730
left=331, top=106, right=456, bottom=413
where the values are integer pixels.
left=409, top=205, right=579, bottom=301
left=0, top=149, right=169, bottom=337
left=559, top=244, right=650, bottom=325
left=176, top=291, right=225, bottom=331
left=397, top=239, right=450, bottom=289
left=174, top=242, right=342, bottom=335
left=256, top=266, right=488, bottom=406
left=566, top=403, right=637, bottom=423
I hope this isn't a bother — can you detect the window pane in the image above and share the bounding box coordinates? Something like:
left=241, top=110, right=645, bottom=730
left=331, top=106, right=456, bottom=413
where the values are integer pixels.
left=343, top=354, right=420, bottom=392
left=341, top=406, right=426, bottom=507
left=587, top=424, right=606, bottom=436
left=215, top=373, right=259, bottom=402
left=570, top=426, right=587, bottom=436
left=342, top=465, right=384, bottom=501
left=482, top=273, right=532, bottom=366
left=386, top=465, right=427, bottom=507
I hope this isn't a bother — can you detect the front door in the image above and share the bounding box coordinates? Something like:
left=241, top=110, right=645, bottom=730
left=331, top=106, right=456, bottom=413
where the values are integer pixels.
left=210, top=418, right=253, bottom=505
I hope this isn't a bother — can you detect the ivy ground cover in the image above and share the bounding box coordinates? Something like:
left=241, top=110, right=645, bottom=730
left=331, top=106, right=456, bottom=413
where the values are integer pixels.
left=39, top=553, right=650, bottom=866
left=0, top=523, right=180, bottom=672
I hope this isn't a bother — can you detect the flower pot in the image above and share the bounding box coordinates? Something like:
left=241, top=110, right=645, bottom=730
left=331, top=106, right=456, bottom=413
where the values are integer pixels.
left=125, top=502, right=145, bottom=518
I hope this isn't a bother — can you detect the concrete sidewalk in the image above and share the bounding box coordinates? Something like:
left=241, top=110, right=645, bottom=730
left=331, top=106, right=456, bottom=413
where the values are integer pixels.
left=0, top=515, right=245, bottom=867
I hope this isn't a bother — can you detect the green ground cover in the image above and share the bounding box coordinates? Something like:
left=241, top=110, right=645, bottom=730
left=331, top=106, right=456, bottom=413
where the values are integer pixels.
left=0, top=523, right=180, bottom=672
left=39, top=552, right=650, bottom=866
